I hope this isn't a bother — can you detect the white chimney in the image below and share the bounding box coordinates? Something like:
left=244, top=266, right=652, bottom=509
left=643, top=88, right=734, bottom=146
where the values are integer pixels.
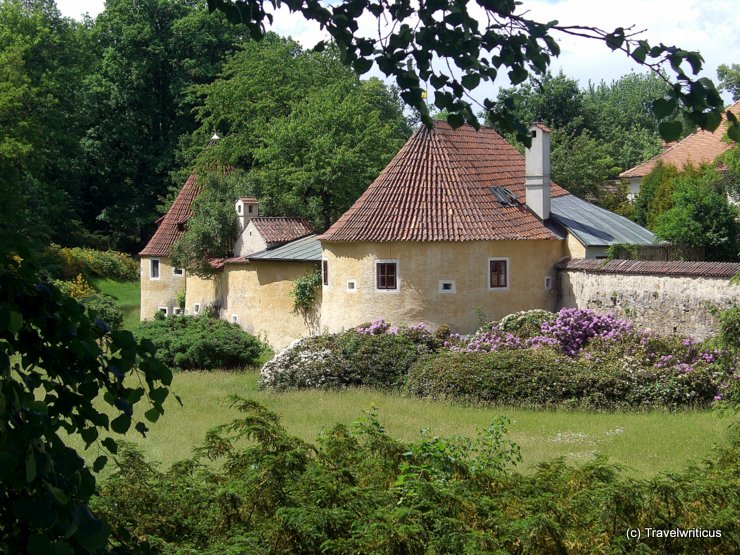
left=525, top=123, right=551, bottom=220
left=235, top=197, right=259, bottom=232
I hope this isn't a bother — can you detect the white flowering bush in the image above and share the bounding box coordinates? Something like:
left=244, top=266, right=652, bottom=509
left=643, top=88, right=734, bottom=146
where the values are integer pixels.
left=260, top=323, right=441, bottom=391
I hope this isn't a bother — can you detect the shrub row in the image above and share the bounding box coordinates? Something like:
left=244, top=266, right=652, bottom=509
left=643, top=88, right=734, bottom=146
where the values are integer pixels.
left=135, top=315, right=263, bottom=370
left=405, top=349, right=723, bottom=409
left=42, top=244, right=139, bottom=282
left=260, top=310, right=737, bottom=409
left=93, top=400, right=740, bottom=554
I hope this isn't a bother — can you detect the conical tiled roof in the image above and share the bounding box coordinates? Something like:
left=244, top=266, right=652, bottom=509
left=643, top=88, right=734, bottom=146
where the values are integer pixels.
left=319, top=121, right=568, bottom=242
left=139, top=174, right=202, bottom=257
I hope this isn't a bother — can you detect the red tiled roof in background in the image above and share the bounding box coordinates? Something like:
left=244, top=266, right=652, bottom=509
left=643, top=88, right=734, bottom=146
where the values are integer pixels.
left=251, top=217, right=313, bottom=246
left=620, top=101, right=740, bottom=179
left=140, top=174, right=202, bottom=257
left=557, top=258, right=740, bottom=278
left=320, top=121, right=568, bottom=243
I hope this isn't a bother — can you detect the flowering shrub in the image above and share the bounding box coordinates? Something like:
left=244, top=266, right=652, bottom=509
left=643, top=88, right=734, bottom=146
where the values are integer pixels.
left=42, top=244, right=139, bottom=282
left=52, top=273, right=97, bottom=299
left=498, top=309, right=556, bottom=338
left=539, top=308, right=634, bottom=356
left=260, top=322, right=441, bottom=390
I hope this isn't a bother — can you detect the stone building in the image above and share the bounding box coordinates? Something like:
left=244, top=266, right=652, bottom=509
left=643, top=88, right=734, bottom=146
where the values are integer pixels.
left=140, top=122, right=655, bottom=349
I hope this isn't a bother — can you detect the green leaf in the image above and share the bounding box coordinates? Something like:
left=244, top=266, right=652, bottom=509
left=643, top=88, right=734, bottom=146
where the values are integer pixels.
left=652, top=98, right=676, bottom=119
left=101, top=437, right=118, bottom=454
left=27, top=534, right=51, bottom=555
left=461, top=73, right=480, bottom=89
left=110, top=414, right=131, bottom=434
left=92, top=455, right=108, bottom=473
left=447, top=112, right=465, bottom=129
left=26, top=452, right=37, bottom=482
left=8, top=311, right=23, bottom=334
left=631, top=46, right=647, bottom=64
left=658, top=120, right=683, bottom=142
left=352, top=58, right=373, bottom=75
left=727, top=120, right=740, bottom=142
left=145, top=407, right=161, bottom=423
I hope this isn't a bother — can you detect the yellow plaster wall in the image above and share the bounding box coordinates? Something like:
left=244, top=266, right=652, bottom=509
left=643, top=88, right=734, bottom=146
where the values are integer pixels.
left=185, top=273, right=220, bottom=316
left=222, top=261, right=320, bottom=350
left=140, top=257, right=186, bottom=319
left=234, top=220, right=268, bottom=257
left=320, top=240, right=564, bottom=334
left=565, top=233, right=587, bottom=259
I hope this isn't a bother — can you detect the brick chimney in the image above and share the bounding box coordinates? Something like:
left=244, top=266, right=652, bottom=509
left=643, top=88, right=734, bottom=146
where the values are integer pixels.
left=235, top=197, right=259, bottom=232
left=525, top=123, right=551, bottom=220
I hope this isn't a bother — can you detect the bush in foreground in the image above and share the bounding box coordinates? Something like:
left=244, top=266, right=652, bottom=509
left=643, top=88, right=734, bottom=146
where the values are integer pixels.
left=135, top=315, right=263, bottom=370
left=93, top=400, right=739, bottom=554
left=81, top=293, right=124, bottom=330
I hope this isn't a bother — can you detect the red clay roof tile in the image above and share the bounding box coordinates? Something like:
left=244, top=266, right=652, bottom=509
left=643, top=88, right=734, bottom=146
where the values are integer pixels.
left=620, top=101, right=740, bottom=179
left=140, top=174, right=202, bottom=257
left=251, top=217, right=313, bottom=246
left=319, top=121, right=567, bottom=242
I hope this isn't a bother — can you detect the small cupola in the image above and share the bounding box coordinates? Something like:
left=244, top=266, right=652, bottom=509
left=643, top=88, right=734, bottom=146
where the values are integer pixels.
left=525, top=123, right=551, bottom=220
left=235, top=197, right=259, bottom=231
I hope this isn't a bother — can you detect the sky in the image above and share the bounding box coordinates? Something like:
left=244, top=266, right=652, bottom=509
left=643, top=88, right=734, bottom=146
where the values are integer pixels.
left=57, top=0, right=740, bottom=104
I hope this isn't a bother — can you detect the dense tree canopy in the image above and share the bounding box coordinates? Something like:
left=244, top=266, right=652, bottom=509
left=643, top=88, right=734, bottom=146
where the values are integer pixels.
left=172, top=36, right=410, bottom=274
left=208, top=0, right=736, bottom=144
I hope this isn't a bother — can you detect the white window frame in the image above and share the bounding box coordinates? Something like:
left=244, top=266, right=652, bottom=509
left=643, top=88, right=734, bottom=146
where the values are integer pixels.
left=193, top=303, right=201, bottom=315
left=374, top=259, right=400, bottom=293
left=231, top=314, right=239, bottom=324
left=150, top=258, right=160, bottom=280
left=157, top=306, right=168, bottom=316
left=322, top=258, right=329, bottom=288
left=487, top=257, right=510, bottom=291
left=346, top=279, right=357, bottom=293
left=438, top=279, right=456, bottom=294
left=173, top=307, right=182, bottom=315
left=172, top=267, right=184, bottom=277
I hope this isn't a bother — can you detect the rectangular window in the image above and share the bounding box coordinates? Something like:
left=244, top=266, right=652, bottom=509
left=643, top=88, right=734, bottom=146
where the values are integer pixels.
left=488, top=259, right=508, bottom=289
left=231, top=314, right=238, bottom=324
left=347, top=280, right=356, bottom=292
left=322, top=259, right=329, bottom=286
left=173, top=267, right=184, bottom=277
left=157, top=306, right=168, bottom=316
left=173, top=307, right=181, bottom=315
left=193, top=303, right=201, bottom=315
left=150, top=259, right=160, bottom=280
left=376, top=262, right=398, bottom=290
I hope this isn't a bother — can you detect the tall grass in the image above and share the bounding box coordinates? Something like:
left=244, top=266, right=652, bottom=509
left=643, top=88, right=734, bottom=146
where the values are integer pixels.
left=68, top=370, right=735, bottom=479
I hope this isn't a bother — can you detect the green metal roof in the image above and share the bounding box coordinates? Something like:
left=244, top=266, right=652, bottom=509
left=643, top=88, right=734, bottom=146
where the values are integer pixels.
left=247, top=234, right=322, bottom=262
left=550, top=195, right=655, bottom=247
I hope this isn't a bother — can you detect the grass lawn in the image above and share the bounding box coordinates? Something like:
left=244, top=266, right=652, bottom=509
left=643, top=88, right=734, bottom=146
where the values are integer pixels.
left=91, top=278, right=140, bottom=330
left=70, top=370, right=736, bottom=479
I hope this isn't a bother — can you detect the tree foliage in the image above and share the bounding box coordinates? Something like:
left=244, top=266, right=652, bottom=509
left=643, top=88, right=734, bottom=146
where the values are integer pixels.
left=80, top=0, right=242, bottom=250
left=0, top=251, right=174, bottom=552
left=207, top=0, right=735, bottom=144
left=717, top=63, right=740, bottom=101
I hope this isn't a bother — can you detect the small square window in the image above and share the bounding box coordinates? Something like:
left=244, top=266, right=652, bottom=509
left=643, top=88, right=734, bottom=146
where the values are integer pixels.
left=157, top=306, right=168, bottom=316
left=173, top=267, right=184, bottom=276
left=322, top=259, right=329, bottom=286
left=347, top=280, right=356, bottom=292
left=173, top=307, right=182, bottom=315
left=193, top=303, right=201, bottom=315
left=439, top=280, right=456, bottom=293
left=231, top=314, right=238, bottom=324
left=489, top=259, right=508, bottom=289
left=150, top=259, right=160, bottom=280
left=376, top=261, right=398, bottom=290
